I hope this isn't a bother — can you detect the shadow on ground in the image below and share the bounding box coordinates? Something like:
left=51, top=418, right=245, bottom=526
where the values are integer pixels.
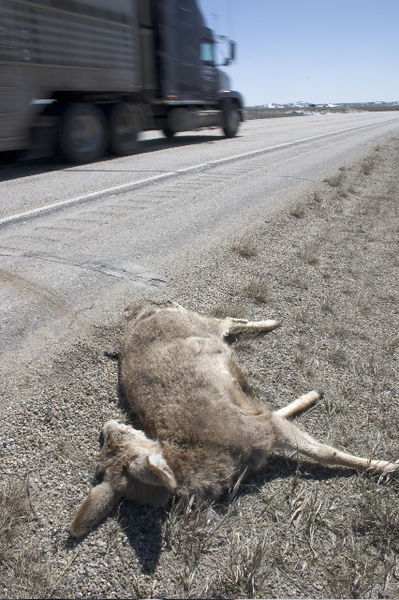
left=0, top=134, right=226, bottom=183
left=65, top=454, right=355, bottom=574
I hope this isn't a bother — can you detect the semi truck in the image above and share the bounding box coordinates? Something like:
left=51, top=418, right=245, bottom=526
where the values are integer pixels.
left=0, top=0, right=244, bottom=163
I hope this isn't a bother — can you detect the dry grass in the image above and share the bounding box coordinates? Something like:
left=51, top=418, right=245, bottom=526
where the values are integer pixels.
left=0, top=479, right=30, bottom=559
left=240, top=276, right=270, bottom=304
left=231, top=238, right=258, bottom=258
left=210, top=302, right=248, bottom=319
left=0, top=478, right=63, bottom=599
left=324, top=171, right=345, bottom=187
left=312, top=191, right=322, bottom=203
left=297, top=244, right=320, bottom=266
left=361, top=156, right=376, bottom=176
left=289, top=204, right=305, bottom=219
left=222, top=533, right=271, bottom=597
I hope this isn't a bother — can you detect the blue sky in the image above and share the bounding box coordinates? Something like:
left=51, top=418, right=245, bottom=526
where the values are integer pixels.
left=198, top=0, right=399, bottom=106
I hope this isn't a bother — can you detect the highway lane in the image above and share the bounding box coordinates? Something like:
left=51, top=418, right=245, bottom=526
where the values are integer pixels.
left=1, top=111, right=399, bottom=221
left=1, top=112, right=399, bottom=382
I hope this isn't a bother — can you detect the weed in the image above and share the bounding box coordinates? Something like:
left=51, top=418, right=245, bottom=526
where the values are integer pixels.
left=294, top=310, right=308, bottom=325
left=352, top=486, right=399, bottom=553
left=289, top=274, right=308, bottom=289
left=297, top=246, right=319, bottom=266
left=384, top=335, right=399, bottom=354
left=325, top=172, right=344, bottom=188
left=333, top=326, right=352, bottom=339
left=163, top=495, right=228, bottom=555
left=233, top=337, right=254, bottom=353
left=210, top=302, right=248, bottom=319
left=0, top=479, right=30, bottom=561
left=231, top=238, right=258, bottom=258
left=312, top=191, right=322, bottom=203
left=323, top=397, right=338, bottom=417
left=341, top=286, right=354, bottom=295
left=321, top=301, right=335, bottom=314
left=128, top=573, right=153, bottom=599
left=292, top=340, right=310, bottom=371
left=241, top=277, right=269, bottom=304
left=328, top=348, right=348, bottom=368
left=224, top=533, right=271, bottom=597
left=357, top=300, right=372, bottom=316
left=289, top=205, right=305, bottom=219
left=0, top=478, right=63, bottom=598
left=361, top=157, right=375, bottom=176
left=122, top=299, right=151, bottom=321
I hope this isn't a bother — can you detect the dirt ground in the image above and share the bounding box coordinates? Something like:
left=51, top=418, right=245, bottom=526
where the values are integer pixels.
left=1, top=135, right=398, bottom=599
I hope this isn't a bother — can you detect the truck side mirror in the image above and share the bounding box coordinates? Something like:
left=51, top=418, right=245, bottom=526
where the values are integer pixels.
left=230, top=40, right=236, bottom=62
left=223, top=40, right=235, bottom=66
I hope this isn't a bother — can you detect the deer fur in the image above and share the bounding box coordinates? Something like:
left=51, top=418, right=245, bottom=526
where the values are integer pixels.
left=70, top=304, right=398, bottom=538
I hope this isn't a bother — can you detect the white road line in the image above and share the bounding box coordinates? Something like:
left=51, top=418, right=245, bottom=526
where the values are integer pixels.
left=1, top=118, right=398, bottom=229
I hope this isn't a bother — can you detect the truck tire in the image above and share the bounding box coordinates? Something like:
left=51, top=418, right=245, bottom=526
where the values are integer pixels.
left=162, top=127, right=176, bottom=139
left=109, top=103, right=141, bottom=156
left=222, top=101, right=240, bottom=138
left=58, top=103, right=107, bottom=163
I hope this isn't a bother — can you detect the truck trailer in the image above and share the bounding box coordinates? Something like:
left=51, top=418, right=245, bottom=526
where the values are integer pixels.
left=0, top=0, right=243, bottom=162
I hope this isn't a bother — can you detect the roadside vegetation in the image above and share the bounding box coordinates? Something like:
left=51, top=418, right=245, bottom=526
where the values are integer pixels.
left=1, top=137, right=398, bottom=598
left=246, top=103, right=399, bottom=120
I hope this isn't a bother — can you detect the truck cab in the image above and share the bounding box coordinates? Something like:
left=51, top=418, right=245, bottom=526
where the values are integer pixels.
left=151, top=0, right=243, bottom=137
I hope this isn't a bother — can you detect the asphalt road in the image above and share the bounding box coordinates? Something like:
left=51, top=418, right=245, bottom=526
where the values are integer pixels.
left=1, top=111, right=399, bottom=382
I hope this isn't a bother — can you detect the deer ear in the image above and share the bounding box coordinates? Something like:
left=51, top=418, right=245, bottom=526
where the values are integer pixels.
left=147, top=452, right=177, bottom=491
left=70, top=481, right=118, bottom=538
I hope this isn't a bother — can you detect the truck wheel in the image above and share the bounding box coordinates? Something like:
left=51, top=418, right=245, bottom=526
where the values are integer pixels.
left=222, top=102, right=240, bottom=138
left=109, top=103, right=141, bottom=156
left=59, top=103, right=107, bottom=163
left=162, top=127, right=176, bottom=139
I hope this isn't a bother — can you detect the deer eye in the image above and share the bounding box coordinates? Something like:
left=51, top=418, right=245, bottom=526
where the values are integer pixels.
left=98, top=430, right=105, bottom=448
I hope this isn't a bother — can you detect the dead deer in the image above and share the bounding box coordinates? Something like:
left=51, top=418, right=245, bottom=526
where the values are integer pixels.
left=70, top=304, right=398, bottom=537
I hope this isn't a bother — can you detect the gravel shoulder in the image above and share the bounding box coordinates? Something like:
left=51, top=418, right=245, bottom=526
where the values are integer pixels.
left=1, top=135, right=398, bottom=599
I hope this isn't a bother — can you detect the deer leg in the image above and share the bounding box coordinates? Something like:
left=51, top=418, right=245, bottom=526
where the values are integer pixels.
left=274, top=390, right=321, bottom=418
left=272, top=414, right=398, bottom=475
left=221, top=317, right=279, bottom=337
